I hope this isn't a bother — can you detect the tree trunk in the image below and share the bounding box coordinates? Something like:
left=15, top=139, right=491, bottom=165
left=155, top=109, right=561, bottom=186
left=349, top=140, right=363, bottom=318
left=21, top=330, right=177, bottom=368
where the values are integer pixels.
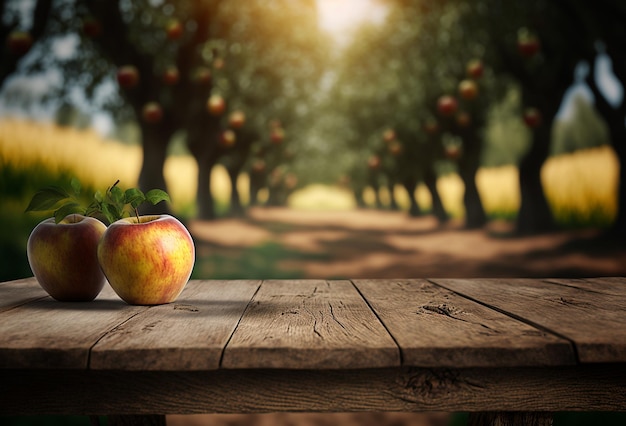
left=196, top=159, right=217, bottom=220
left=402, top=177, right=422, bottom=217
left=458, top=130, right=487, bottom=229
left=423, top=167, right=449, bottom=223
left=137, top=123, right=172, bottom=215
left=387, top=182, right=399, bottom=210
left=227, top=167, right=244, bottom=216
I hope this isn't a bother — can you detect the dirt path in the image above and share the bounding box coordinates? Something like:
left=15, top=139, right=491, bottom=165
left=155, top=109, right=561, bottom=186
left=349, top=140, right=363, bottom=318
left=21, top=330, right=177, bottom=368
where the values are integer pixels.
left=189, top=207, right=626, bottom=279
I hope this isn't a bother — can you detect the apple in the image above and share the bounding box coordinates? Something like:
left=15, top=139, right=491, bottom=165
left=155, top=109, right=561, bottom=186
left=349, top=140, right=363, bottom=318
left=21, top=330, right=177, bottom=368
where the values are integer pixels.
left=423, top=119, right=439, bottom=135
left=523, top=107, right=542, bottom=128
left=6, top=31, right=33, bottom=56
left=162, top=66, right=180, bottom=85
left=213, top=57, right=225, bottom=70
left=228, top=110, right=246, bottom=129
left=251, top=159, right=266, bottom=174
left=389, top=141, right=402, bottom=156
left=456, top=111, right=472, bottom=127
left=270, top=127, right=285, bottom=144
left=458, top=79, right=479, bottom=101
left=27, top=215, right=107, bottom=302
left=207, top=94, right=226, bottom=116
left=220, top=129, right=236, bottom=148
left=383, top=128, right=396, bottom=143
left=368, top=155, right=381, bottom=170
left=97, top=215, right=195, bottom=305
left=142, top=102, right=163, bottom=124
left=437, top=95, right=458, bottom=117
left=116, top=65, right=139, bottom=89
left=192, top=67, right=212, bottom=85
left=466, top=59, right=484, bottom=79
left=269, top=119, right=282, bottom=129
left=517, top=31, right=541, bottom=58
left=165, top=19, right=183, bottom=40
left=82, top=17, right=102, bottom=38
left=444, top=145, right=462, bottom=160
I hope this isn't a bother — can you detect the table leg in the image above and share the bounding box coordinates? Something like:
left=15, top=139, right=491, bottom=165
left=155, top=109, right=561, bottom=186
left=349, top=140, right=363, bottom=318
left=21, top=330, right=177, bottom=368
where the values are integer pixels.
left=108, top=415, right=166, bottom=426
left=468, top=412, right=553, bottom=426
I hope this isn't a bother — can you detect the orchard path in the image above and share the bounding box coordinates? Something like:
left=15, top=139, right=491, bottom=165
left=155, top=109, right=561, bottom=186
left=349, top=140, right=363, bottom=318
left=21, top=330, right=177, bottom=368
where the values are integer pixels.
left=188, top=206, right=626, bottom=280
left=170, top=207, right=626, bottom=426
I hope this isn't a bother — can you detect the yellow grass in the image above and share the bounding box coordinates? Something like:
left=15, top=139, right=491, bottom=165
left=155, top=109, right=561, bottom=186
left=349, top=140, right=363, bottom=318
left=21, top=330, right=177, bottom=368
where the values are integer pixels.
left=0, top=118, right=619, bottom=224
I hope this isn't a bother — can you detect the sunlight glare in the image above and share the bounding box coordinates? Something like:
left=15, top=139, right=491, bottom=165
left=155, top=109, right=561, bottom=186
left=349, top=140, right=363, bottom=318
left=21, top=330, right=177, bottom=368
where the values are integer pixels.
left=316, top=0, right=387, bottom=45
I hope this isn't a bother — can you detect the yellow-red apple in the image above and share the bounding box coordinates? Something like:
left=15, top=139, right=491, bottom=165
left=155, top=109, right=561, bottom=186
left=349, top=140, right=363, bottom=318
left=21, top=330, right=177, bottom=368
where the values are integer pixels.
left=116, top=65, right=139, bottom=89
left=6, top=31, right=33, bottom=56
left=458, top=79, right=479, bottom=100
left=523, top=107, right=542, bottom=128
left=97, top=215, right=195, bottom=305
left=142, top=102, right=163, bottom=124
left=383, top=128, right=396, bottom=143
left=162, top=66, right=179, bottom=85
left=192, top=67, right=212, bottom=85
left=27, top=215, right=107, bottom=301
left=437, top=95, right=458, bottom=117
left=466, top=59, right=484, bottom=79
left=207, top=94, right=226, bottom=116
left=165, top=19, right=183, bottom=40
left=220, top=129, right=236, bottom=148
left=228, top=110, right=246, bottom=129
left=270, top=127, right=285, bottom=144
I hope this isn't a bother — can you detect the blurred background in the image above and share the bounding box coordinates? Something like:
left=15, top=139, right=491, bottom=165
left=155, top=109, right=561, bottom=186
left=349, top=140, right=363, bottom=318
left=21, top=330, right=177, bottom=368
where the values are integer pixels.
left=1, top=0, right=626, bottom=425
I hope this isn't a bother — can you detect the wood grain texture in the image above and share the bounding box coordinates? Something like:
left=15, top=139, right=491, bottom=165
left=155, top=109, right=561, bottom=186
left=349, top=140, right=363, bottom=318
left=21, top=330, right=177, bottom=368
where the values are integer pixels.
left=0, top=277, right=49, bottom=313
left=468, top=412, right=553, bottom=426
left=431, top=278, right=626, bottom=363
left=108, top=415, right=166, bottom=426
left=221, top=280, right=400, bottom=369
left=90, top=280, right=260, bottom=370
left=2, top=364, right=625, bottom=415
left=353, top=279, right=574, bottom=367
left=546, top=277, right=626, bottom=297
left=0, top=284, right=146, bottom=369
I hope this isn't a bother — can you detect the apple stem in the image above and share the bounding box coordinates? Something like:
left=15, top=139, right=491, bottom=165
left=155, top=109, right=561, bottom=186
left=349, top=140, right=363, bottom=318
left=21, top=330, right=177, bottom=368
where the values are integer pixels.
left=134, top=207, right=140, bottom=222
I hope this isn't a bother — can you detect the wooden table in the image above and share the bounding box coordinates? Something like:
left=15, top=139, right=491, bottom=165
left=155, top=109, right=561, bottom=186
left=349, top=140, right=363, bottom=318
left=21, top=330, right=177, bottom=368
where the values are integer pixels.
left=1, top=277, right=625, bottom=426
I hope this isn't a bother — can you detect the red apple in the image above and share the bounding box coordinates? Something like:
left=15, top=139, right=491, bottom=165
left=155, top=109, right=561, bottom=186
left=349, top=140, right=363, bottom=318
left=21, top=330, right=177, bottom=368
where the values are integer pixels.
left=251, top=159, right=266, bottom=174
left=368, top=155, right=381, bottom=170
left=270, top=127, right=285, bottom=144
left=228, top=110, right=246, bottom=129
left=213, top=57, right=225, bottom=70
left=458, top=79, right=479, bottom=101
left=165, top=19, right=183, bottom=40
left=82, top=17, right=102, bottom=38
left=162, top=66, right=179, bottom=85
left=116, top=65, right=139, bottom=89
left=423, top=119, right=439, bottom=135
left=517, top=31, right=541, bottom=58
left=444, top=145, right=462, bottom=160
left=437, top=95, right=458, bottom=117
left=97, top=215, right=195, bottom=305
left=383, top=128, right=396, bottom=143
left=6, top=31, right=33, bottom=56
left=207, top=94, right=226, bottom=116
left=142, top=102, right=163, bottom=124
left=523, top=107, right=542, bottom=128
left=389, top=141, right=402, bottom=156
left=456, top=111, right=472, bottom=127
left=220, top=129, right=236, bottom=148
left=27, top=215, right=107, bottom=302
left=466, top=59, right=484, bottom=79
left=192, top=67, right=212, bottom=85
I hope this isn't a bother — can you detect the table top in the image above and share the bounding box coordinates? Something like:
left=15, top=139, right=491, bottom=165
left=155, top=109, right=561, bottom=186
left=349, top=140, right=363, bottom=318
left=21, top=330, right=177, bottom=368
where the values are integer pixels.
left=1, top=277, right=625, bottom=371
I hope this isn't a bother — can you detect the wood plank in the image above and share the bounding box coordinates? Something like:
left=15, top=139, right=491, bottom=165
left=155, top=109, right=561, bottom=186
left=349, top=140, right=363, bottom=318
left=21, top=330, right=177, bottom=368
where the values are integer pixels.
left=2, top=364, right=625, bottom=414
left=0, top=284, right=146, bottom=369
left=0, top=277, right=49, bottom=313
left=546, top=277, right=626, bottom=297
left=90, top=280, right=260, bottom=371
left=431, top=278, right=626, bottom=363
left=221, top=280, right=400, bottom=369
left=353, top=279, right=574, bottom=368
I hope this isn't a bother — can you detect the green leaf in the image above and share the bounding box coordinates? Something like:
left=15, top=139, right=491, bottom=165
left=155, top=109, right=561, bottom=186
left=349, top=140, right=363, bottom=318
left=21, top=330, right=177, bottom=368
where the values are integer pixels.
left=70, top=178, right=81, bottom=196
left=109, top=185, right=124, bottom=204
left=24, top=187, right=70, bottom=212
left=124, top=188, right=145, bottom=209
left=145, top=189, right=171, bottom=205
left=53, top=202, right=83, bottom=224
left=101, top=203, right=121, bottom=224
left=94, top=190, right=104, bottom=203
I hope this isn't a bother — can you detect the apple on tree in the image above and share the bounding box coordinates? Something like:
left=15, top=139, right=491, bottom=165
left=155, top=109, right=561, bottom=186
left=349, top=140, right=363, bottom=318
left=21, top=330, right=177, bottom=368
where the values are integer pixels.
left=162, top=66, right=180, bottom=85
left=523, top=107, right=542, bottom=128
left=142, top=102, right=163, bottom=124
left=368, top=155, right=381, bottom=170
left=270, top=127, right=285, bottom=144
left=437, top=95, right=458, bottom=117
left=389, top=141, right=402, bottom=156
left=383, top=128, right=396, bottom=143
left=192, top=67, right=212, bottom=85
left=165, top=19, right=183, bottom=40
left=6, top=31, right=33, bottom=56
left=517, top=29, right=541, bottom=58
left=220, top=129, right=236, bottom=148
left=207, top=94, right=226, bottom=116
left=458, top=79, right=479, bottom=101
left=228, top=110, right=246, bottom=129
left=116, top=65, right=139, bottom=89
left=455, top=111, right=472, bottom=128
left=423, top=119, right=439, bottom=135
left=466, top=59, right=484, bottom=79
left=213, top=57, right=225, bottom=70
